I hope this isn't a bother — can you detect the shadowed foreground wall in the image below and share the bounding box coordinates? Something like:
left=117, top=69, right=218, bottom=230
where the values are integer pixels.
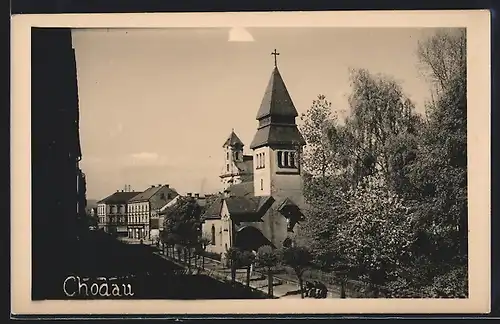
left=31, top=28, right=83, bottom=300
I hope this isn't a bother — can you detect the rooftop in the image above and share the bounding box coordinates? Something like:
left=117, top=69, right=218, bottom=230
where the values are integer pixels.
left=98, top=191, right=140, bottom=205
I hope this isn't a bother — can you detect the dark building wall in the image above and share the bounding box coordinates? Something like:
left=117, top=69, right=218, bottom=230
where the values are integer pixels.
left=31, top=28, right=83, bottom=299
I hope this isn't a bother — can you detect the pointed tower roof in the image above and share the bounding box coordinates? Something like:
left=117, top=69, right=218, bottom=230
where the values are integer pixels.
left=250, top=58, right=306, bottom=150
left=256, top=67, right=299, bottom=120
left=223, top=129, right=244, bottom=148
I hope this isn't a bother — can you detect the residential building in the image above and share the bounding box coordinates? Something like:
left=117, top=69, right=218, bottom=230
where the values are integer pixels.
left=127, top=184, right=178, bottom=240
left=97, top=190, right=140, bottom=236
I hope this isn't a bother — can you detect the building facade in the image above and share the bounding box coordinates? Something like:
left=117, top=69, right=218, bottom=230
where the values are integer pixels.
left=127, top=184, right=178, bottom=240
left=97, top=191, right=139, bottom=236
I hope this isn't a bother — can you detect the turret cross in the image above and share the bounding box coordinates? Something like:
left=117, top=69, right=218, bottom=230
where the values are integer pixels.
left=271, top=49, right=280, bottom=67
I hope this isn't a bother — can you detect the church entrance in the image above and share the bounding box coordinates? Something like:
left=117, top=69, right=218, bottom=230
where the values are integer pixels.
left=234, top=226, right=274, bottom=252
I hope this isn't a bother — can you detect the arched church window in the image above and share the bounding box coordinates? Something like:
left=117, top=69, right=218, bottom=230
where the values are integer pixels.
left=290, top=152, right=295, bottom=168
left=284, top=152, right=289, bottom=167
left=211, top=225, right=216, bottom=245
left=277, top=151, right=283, bottom=167
left=262, top=152, right=265, bottom=168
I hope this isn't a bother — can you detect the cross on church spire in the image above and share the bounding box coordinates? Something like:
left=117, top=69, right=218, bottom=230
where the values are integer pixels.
left=271, top=49, right=280, bottom=67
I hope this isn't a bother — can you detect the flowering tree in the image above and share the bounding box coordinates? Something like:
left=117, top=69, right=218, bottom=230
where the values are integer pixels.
left=336, top=173, right=416, bottom=290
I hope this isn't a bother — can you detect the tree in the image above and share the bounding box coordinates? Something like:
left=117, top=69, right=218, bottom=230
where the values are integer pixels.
left=239, top=250, right=256, bottom=287
left=161, top=196, right=203, bottom=271
left=300, top=94, right=339, bottom=180
left=282, top=246, right=312, bottom=298
left=335, top=173, right=416, bottom=291
left=256, top=245, right=281, bottom=298
left=197, top=234, right=211, bottom=269
left=225, top=247, right=242, bottom=285
left=417, top=28, right=466, bottom=98
left=346, top=68, right=421, bottom=186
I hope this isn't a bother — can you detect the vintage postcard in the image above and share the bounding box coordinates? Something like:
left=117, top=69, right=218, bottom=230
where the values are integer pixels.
left=11, top=10, right=490, bottom=316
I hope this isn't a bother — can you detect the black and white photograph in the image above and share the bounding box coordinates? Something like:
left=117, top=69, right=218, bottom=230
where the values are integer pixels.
left=11, top=10, right=490, bottom=315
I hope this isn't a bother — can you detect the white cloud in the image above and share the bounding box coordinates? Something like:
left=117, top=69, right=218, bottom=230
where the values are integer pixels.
left=228, top=27, right=254, bottom=42
left=130, top=152, right=159, bottom=161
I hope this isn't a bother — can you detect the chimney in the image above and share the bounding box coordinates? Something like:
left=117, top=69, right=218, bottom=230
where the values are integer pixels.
left=151, top=185, right=155, bottom=188
left=194, top=193, right=200, bottom=199
left=165, top=184, right=169, bottom=188
left=158, top=184, right=161, bottom=187
left=187, top=193, right=192, bottom=197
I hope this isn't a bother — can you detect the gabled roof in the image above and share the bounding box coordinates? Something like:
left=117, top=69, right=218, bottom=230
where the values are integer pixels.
left=201, top=197, right=223, bottom=220
left=256, top=67, right=299, bottom=120
left=277, top=197, right=305, bottom=222
left=129, top=185, right=177, bottom=203
left=97, top=191, right=140, bottom=205
left=223, top=130, right=244, bottom=148
left=225, top=181, right=254, bottom=197
left=149, top=189, right=179, bottom=210
left=225, top=195, right=275, bottom=223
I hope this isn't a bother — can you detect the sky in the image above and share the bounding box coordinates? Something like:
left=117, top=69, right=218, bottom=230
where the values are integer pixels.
left=72, top=27, right=439, bottom=200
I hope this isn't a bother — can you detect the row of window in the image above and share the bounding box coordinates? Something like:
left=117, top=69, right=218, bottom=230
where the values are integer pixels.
left=99, top=216, right=149, bottom=224
left=128, top=216, right=148, bottom=224
left=223, top=150, right=298, bottom=173
left=277, top=151, right=298, bottom=169
left=98, top=204, right=150, bottom=214
left=99, top=216, right=127, bottom=224
left=128, top=205, right=149, bottom=212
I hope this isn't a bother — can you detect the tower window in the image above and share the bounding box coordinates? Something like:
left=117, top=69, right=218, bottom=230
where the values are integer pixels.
left=277, top=150, right=298, bottom=169
left=260, top=179, right=264, bottom=190
left=211, top=225, right=216, bottom=245
left=256, top=152, right=265, bottom=169
left=226, top=152, right=229, bottom=160
left=226, top=164, right=230, bottom=172
left=277, top=151, right=283, bottom=167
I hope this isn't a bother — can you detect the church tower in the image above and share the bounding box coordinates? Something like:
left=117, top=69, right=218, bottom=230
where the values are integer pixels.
left=220, top=130, right=252, bottom=191
left=250, top=50, right=306, bottom=200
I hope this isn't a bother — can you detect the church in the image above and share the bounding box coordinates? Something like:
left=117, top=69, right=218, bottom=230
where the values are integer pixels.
left=201, top=50, right=307, bottom=257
